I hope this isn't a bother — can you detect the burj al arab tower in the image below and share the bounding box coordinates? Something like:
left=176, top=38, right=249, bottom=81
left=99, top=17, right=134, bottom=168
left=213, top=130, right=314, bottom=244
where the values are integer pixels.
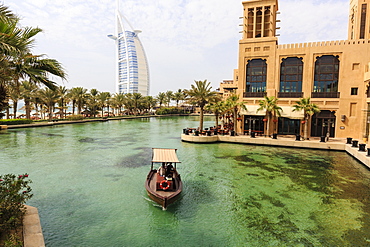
left=108, top=1, right=150, bottom=96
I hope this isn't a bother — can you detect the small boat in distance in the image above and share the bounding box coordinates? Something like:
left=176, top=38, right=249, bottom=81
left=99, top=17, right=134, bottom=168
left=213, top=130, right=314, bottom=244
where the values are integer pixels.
left=145, top=148, right=182, bottom=210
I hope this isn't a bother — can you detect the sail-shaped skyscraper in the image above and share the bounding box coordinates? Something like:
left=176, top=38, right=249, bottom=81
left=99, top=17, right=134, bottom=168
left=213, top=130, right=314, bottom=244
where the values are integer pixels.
left=108, top=1, right=150, bottom=96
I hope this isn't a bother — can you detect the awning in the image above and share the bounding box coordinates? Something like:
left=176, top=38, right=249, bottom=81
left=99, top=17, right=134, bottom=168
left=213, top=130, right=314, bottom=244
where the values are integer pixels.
left=280, top=106, right=304, bottom=119
left=240, top=105, right=265, bottom=116
left=152, top=148, right=181, bottom=163
left=240, top=105, right=304, bottom=119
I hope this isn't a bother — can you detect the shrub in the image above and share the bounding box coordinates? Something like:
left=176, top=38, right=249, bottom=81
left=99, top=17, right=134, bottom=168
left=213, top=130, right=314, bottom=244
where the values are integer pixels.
left=0, top=119, right=33, bottom=125
left=155, top=107, right=185, bottom=115
left=0, top=174, right=33, bottom=235
left=66, top=114, right=84, bottom=121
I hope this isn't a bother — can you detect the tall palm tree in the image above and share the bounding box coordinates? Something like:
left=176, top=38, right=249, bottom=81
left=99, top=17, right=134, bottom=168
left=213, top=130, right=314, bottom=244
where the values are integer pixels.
left=186, top=80, right=218, bottom=131
left=205, top=100, right=227, bottom=128
left=257, top=96, right=282, bottom=136
left=20, top=80, right=37, bottom=119
left=86, top=89, right=99, bottom=117
left=97, top=92, right=111, bottom=117
left=132, top=93, right=142, bottom=115
left=111, top=93, right=125, bottom=116
left=56, top=86, right=68, bottom=119
left=224, top=93, right=247, bottom=132
left=165, top=91, right=173, bottom=107
left=38, top=87, right=60, bottom=121
left=69, top=87, right=87, bottom=115
left=173, top=89, right=185, bottom=108
left=292, top=97, right=321, bottom=140
left=7, top=83, right=21, bottom=119
left=141, top=96, right=156, bottom=114
left=156, top=92, right=166, bottom=108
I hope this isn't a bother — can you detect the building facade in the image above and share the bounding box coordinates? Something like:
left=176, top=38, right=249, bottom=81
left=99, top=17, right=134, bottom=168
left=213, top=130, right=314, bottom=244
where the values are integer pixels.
left=232, top=0, right=370, bottom=140
left=108, top=2, right=150, bottom=96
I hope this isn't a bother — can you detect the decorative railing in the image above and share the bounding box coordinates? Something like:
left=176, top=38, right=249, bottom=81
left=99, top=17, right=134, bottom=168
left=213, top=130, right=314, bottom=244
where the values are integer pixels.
left=311, top=92, right=340, bottom=98
left=278, top=92, right=303, bottom=98
left=243, top=92, right=267, bottom=98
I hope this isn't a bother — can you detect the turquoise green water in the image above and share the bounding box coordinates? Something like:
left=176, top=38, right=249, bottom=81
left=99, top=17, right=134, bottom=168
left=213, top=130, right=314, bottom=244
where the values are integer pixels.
left=1, top=116, right=370, bottom=246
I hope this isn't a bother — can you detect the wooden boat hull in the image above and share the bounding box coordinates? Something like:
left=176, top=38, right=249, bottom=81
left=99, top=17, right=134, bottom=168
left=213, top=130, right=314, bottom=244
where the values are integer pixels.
left=145, top=170, right=182, bottom=209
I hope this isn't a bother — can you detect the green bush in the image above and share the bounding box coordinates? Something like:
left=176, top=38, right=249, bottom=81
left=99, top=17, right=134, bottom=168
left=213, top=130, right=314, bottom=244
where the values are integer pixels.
left=0, top=119, right=33, bottom=125
left=155, top=107, right=185, bottom=115
left=66, top=114, right=84, bottom=121
left=0, top=174, right=33, bottom=235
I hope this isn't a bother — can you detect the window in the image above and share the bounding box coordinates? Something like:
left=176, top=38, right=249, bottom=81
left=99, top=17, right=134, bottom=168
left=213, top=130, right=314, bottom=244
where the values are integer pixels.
left=246, top=59, right=267, bottom=93
left=352, top=63, right=360, bottom=70
left=351, top=87, right=358, bottom=95
left=360, top=4, right=367, bottom=39
left=313, top=55, right=340, bottom=93
left=279, top=57, right=303, bottom=93
left=350, top=103, right=357, bottom=117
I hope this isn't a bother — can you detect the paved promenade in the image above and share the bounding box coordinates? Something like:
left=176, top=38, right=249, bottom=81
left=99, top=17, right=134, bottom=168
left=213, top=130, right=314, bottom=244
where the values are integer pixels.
left=181, top=133, right=370, bottom=169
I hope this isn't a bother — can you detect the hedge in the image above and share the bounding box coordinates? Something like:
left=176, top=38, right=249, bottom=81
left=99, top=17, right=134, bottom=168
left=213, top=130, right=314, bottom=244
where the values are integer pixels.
left=0, top=119, right=33, bottom=125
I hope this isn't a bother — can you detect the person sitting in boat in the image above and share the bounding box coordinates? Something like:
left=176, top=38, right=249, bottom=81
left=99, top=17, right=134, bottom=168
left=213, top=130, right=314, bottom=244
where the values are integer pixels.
left=166, top=163, right=174, bottom=177
left=158, top=162, right=166, bottom=176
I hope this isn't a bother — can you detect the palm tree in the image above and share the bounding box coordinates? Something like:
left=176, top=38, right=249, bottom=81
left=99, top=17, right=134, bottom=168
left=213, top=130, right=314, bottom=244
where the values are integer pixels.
left=97, top=92, right=111, bottom=117
left=257, top=96, right=282, bottom=136
left=69, top=87, right=87, bottom=115
left=20, top=80, right=37, bottom=119
left=7, top=82, right=21, bottom=118
left=292, top=97, right=321, bottom=140
left=111, top=93, right=125, bottom=116
left=165, top=91, right=173, bottom=107
left=132, top=93, right=142, bottom=115
left=173, top=89, right=185, bottom=108
left=141, top=96, right=156, bottom=114
left=186, top=80, right=218, bottom=131
left=205, top=100, right=227, bottom=128
left=224, top=93, right=247, bottom=133
left=87, top=89, right=99, bottom=117
left=156, top=92, right=166, bottom=107
left=56, top=86, right=68, bottom=119
left=38, top=87, right=60, bottom=121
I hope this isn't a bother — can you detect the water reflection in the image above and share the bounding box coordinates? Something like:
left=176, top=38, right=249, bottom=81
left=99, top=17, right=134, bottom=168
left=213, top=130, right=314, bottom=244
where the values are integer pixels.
left=0, top=117, right=370, bottom=246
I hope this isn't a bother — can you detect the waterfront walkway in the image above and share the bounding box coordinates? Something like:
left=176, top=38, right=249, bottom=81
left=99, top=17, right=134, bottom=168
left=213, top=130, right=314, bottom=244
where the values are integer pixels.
left=181, top=133, right=370, bottom=169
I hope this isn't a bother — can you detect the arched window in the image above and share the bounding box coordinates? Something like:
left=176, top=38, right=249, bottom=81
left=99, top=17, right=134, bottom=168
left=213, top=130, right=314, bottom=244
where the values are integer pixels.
left=279, top=57, right=303, bottom=97
left=246, top=59, right=267, bottom=96
left=314, top=55, right=340, bottom=93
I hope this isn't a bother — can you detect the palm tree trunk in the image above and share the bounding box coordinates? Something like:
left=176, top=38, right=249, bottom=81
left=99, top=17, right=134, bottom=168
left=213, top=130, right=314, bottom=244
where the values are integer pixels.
left=25, top=100, right=31, bottom=119
left=199, top=106, right=204, bottom=131
left=266, top=113, right=271, bottom=136
left=48, top=104, right=53, bottom=121
left=233, top=108, right=238, bottom=132
left=304, top=115, right=309, bottom=140
left=13, top=101, right=18, bottom=119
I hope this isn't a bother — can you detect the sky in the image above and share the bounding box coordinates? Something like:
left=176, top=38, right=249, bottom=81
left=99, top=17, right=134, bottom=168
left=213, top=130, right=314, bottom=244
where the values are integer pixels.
left=5, top=0, right=349, bottom=96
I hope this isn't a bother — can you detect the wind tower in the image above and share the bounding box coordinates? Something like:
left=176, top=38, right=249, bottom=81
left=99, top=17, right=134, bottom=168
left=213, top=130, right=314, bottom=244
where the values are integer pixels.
left=241, top=0, right=279, bottom=41
left=108, top=0, right=150, bottom=96
left=238, top=0, right=280, bottom=98
left=348, top=0, right=370, bottom=40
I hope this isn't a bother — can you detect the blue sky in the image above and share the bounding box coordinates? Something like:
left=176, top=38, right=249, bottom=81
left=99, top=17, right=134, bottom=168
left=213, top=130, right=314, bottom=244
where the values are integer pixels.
left=5, top=0, right=349, bottom=96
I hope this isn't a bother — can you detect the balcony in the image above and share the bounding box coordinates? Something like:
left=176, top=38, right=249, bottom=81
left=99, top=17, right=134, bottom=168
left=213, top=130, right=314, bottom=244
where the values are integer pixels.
left=243, top=92, right=267, bottom=98
left=311, top=92, right=340, bottom=98
left=278, top=92, right=303, bottom=98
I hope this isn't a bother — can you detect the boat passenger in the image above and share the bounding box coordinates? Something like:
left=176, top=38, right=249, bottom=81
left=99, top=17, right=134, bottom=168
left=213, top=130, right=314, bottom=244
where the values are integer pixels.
left=166, top=164, right=174, bottom=177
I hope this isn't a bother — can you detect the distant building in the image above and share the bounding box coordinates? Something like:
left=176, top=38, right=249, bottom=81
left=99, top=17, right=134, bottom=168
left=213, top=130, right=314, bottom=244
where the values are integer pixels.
left=229, top=0, right=370, bottom=140
left=108, top=2, right=149, bottom=96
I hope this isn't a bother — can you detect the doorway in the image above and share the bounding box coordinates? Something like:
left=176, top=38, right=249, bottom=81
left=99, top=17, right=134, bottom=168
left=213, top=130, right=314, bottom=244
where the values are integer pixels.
left=311, top=110, right=336, bottom=137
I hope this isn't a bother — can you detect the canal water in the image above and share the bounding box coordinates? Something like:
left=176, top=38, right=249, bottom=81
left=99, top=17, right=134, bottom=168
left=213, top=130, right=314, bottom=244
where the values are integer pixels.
left=1, top=116, right=370, bottom=246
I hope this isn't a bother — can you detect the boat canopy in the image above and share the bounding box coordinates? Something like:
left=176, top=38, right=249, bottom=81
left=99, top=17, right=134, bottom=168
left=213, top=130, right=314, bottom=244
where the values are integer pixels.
left=152, top=148, right=181, bottom=163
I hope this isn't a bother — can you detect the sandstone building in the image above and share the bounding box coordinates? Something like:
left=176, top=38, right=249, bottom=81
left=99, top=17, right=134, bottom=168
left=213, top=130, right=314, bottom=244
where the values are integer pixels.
left=228, top=0, right=370, bottom=140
